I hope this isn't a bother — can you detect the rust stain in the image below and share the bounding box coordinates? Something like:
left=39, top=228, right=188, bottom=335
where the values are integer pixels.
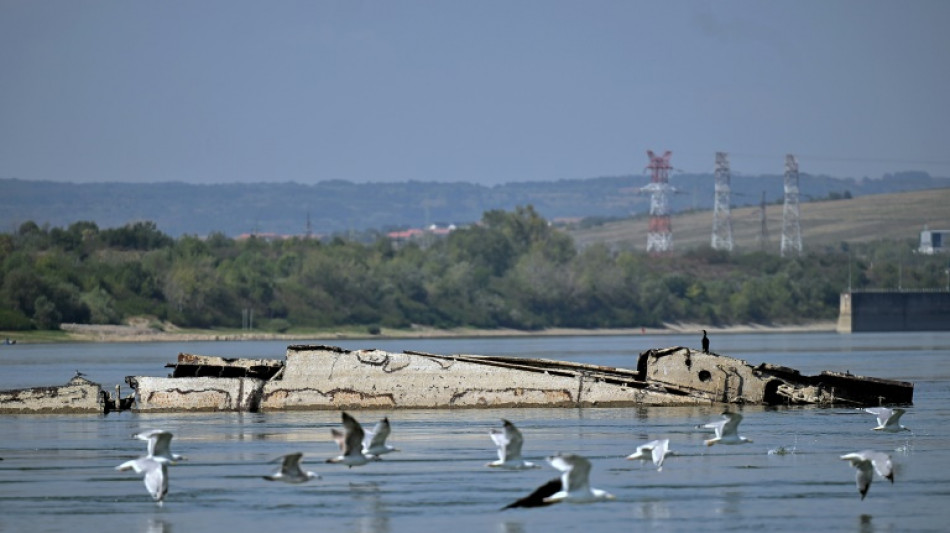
left=261, top=387, right=396, bottom=408
left=449, top=387, right=574, bottom=406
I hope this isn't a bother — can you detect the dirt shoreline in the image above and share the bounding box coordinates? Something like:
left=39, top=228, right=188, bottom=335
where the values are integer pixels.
left=48, top=320, right=838, bottom=344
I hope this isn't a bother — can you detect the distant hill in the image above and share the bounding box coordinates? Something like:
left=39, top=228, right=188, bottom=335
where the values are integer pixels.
left=568, top=187, right=950, bottom=252
left=1, top=171, right=947, bottom=237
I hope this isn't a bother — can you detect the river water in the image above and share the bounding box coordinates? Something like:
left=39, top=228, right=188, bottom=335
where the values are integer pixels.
left=1, top=331, right=949, bottom=533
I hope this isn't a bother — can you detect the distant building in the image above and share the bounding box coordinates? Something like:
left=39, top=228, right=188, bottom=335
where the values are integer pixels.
left=919, top=228, right=950, bottom=254
left=387, top=224, right=457, bottom=246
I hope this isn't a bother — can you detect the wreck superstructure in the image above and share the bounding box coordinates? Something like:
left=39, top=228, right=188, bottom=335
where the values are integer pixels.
left=0, top=344, right=913, bottom=414
left=123, top=344, right=912, bottom=413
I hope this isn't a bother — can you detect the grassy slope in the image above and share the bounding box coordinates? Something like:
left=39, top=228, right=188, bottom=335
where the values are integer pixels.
left=568, top=187, right=950, bottom=252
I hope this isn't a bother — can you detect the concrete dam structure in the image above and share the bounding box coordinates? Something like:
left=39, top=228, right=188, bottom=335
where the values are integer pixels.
left=837, top=290, right=950, bottom=333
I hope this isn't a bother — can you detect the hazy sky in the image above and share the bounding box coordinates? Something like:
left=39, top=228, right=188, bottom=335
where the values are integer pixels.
left=2, top=1, right=948, bottom=185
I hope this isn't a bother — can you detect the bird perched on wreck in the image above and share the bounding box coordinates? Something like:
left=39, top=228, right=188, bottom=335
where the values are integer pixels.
left=700, top=412, right=752, bottom=447
left=701, top=330, right=709, bottom=354
left=263, top=452, right=320, bottom=483
left=841, top=450, right=894, bottom=499
left=362, top=417, right=399, bottom=459
left=327, top=411, right=371, bottom=468
left=487, top=419, right=540, bottom=470
left=502, top=453, right=614, bottom=509
left=625, top=438, right=673, bottom=471
left=863, top=407, right=910, bottom=433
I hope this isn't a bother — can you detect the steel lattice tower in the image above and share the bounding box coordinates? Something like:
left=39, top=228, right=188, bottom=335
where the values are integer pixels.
left=781, top=154, right=803, bottom=257
left=711, top=152, right=734, bottom=251
left=757, top=191, right=770, bottom=251
left=642, top=150, right=674, bottom=253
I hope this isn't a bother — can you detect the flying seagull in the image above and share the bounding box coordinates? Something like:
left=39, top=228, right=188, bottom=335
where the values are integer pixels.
left=502, top=453, right=614, bottom=509
left=700, top=412, right=752, bottom=447
left=134, top=430, right=184, bottom=462
left=625, top=439, right=673, bottom=471
left=326, top=411, right=371, bottom=468
left=487, top=419, right=539, bottom=470
left=116, top=429, right=180, bottom=505
left=362, top=417, right=399, bottom=459
left=841, top=450, right=894, bottom=499
left=116, top=455, right=169, bottom=505
left=263, top=452, right=320, bottom=483
left=862, top=407, right=910, bottom=433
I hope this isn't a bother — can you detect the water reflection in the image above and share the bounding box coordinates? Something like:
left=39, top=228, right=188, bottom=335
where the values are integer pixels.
left=717, top=490, right=742, bottom=516
left=1, top=333, right=948, bottom=533
left=143, top=518, right=171, bottom=533
left=349, top=482, right=389, bottom=533
left=498, top=521, right=526, bottom=533
left=634, top=499, right=672, bottom=520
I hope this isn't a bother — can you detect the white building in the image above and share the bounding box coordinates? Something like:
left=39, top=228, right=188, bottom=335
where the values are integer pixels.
left=919, top=228, right=950, bottom=254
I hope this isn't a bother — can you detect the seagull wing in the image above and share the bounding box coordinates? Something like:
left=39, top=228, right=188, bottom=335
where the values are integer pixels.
left=651, top=439, right=669, bottom=468
left=152, top=432, right=174, bottom=458
left=365, top=417, right=391, bottom=449
left=886, top=408, right=906, bottom=427
left=625, top=443, right=649, bottom=461
left=142, top=459, right=168, bottom=502
left=853, top=460, right=873, bottom=499
left=501, top=478, right=562, bottom=510
left=135, top=429, right=175, bottom=459
left=865, top=451, right=894, bottom=482
left=842, top=452, right=879, bottom=499
left=281, top=453, right=305, bottom=477
left=116, top=457, right=150, bottom=474
left=549, top=454, right=592, bottom=493
left=489, top=429, right=510, bottom=462
left=331, top=429, right=347, bottom=452
left=720, top=412, right=743, bottom=437
left=703, top=419, right=726, bottom=439
left=502, top=420, right=525, bottom=459
left=340, top=412, right=365, bottom=457
left=864, top=407, right=892, bottom=427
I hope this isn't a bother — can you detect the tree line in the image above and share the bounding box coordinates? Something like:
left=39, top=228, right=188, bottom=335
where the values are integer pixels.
left=1, top=207, right=946, bottom=332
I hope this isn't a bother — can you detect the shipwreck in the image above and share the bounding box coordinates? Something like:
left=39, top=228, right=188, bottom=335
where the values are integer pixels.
left=0, top=345, right=913, bottom=414
left=122, top=345, right=913, bottom=412
left=0, top=375, right=134, bottom=414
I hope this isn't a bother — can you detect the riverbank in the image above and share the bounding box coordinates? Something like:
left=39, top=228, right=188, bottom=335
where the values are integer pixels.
left=2, top=320, right=838, bottom=344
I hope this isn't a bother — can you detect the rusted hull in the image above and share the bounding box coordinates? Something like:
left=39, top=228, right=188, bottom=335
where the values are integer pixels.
left=257, top=346, right=705, bottom=411
left=0, top=377, right=103, bottom=414
left=129, top=376, right=264, bottom=412
left=124, top=345, right=914, bottom=412
left=638, top=347, right=913, bottom=406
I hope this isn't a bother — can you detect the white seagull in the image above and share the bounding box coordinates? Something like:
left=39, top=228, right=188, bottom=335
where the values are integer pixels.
left=840, top=450, right=894, bottom=499
left=134, top=429, right=185, bottom=462
left=863, top=407, right=910, bottom=433
left=362, top=417, right=399, bottom=459
left=625, top=439, right=672, bottom=470
left=502, top=453, right=614, bottom=509
left=701, top=412, right=752, bottom=447
left=263, top=452, right=320, bottom=483
left=487, top=419, right=539, bottom=470
left=116, top=456, right=169, bottom=505
left=326, top=412, right=371, bottom=468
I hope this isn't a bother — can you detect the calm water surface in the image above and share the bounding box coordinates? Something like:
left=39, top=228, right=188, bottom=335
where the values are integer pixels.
left=1, top=332, right=949, bottom=533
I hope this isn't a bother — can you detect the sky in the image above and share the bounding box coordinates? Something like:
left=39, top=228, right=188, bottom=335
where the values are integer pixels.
left=1, top=0, right=949, bottom=185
